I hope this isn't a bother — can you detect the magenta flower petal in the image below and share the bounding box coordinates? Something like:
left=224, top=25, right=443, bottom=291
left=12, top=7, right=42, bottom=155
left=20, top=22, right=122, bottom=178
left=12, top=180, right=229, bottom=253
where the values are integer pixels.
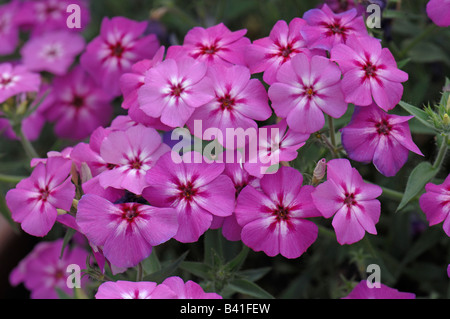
left=6, top=157, right=75, bottom=237
left=167, top=23, right=250, bottom=67
left=311, top=159, right=382, bottom=245
left=95, top=281, right=176, bottom=299
left=98, top=124, right=170, bottom=195
left=343, top=281, right=416, bottom=299
left=143, top=152, right=235, bottom=243
left=331, top=36, right=408, bottom=111
left=235, top=166, right=319, bottom=258
left=77, top=194, right=178, bottom=268
left=0, top=63, right=41, bottom=103
left=161, top=276, right=222, bottom=299
left=246, top=18, right=312, bottom=85
left=269, top=52, right=346, bottom=134
left=419, top=174, right=450, bottom=236
left=301, top=4, right=368, bottom=51
left=80, top=16, right=159, bottom=97
left=21, top=31, right=85, bottom=76
left=427, top=0, right=450, bottom=27
left=341, top=104, right=422, bottom=177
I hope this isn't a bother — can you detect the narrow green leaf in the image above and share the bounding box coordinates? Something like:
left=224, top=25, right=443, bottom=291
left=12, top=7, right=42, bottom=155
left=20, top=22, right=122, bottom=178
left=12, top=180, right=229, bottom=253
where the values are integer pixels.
left=0, top=193, right=18, bottom=233
left=396, top=57, right=411, bottom=69
left=60, top=228, right=76, bottom=259
left=142, top=251, right=189, bottom=283
left=398, top=101, right=437, bottom=131
left=439, top=77, right=450, bottom=107
left=401, top=228, right=442, bottom=266
left=180, top=261, right=213, bottom=280
left=204, top=229, right=223, bottom=266
left=224, top=245, right=249, bottom=274
left=397, top=162, right=437, bottom=212
left=237, top=267, right=272, bottom=282
left=228, top=278, right=275, bottom=299
left=142, top=250, right=161, bottom=276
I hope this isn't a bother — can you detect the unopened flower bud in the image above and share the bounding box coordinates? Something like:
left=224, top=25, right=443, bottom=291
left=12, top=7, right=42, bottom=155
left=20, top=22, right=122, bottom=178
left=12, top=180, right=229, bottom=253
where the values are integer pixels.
left=443, top=113, right=450, bottom=126
left=312, top=158, right=327, bottom=185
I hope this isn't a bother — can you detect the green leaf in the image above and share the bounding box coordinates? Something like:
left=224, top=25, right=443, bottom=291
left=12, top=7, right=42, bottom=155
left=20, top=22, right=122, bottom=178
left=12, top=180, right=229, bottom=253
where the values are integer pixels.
left=396, top=58, right=411, bottom=69
left=180, top=261, right=213, bottom=280
left=237, top=267, right=272, bottom=282
left=142, top=251, right=189, bottom=283
left=60, top=227, right=76, bottom=259
left=408, top=42, right=450, bottom=66
left=398, top=101, right=437, bottom=131
left=223, top=245, right=249, bottom=274
left=401, top=228, right=442, bottom=266
left=228, top=278, right=275, bottom=299
left=397, top=162, right=437, bottom=212
left=204, top=229, right=224, bottom=266
left=142, top=250, right=161, bottom=276
left=439, top=77, right=450, bottom=107
left=0, top=193, right=18, bottom=233
left=55, top=288, right=73, bottom=299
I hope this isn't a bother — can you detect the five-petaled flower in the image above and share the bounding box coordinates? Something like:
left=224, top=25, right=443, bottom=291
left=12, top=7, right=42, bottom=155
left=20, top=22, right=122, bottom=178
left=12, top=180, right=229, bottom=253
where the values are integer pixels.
left=6, top=157, right=75, bottom=237
left=331, top=35, right=408, bottom=111
left=341, top=103, right=423, bottom=177
left=235, top=166, right=321, bottom=258
left=311, top=159, right=383, bottom=245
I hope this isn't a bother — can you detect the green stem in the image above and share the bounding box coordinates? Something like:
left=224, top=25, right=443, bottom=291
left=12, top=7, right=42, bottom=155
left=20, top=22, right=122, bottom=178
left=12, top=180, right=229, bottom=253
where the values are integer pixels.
left=432, top=136, right=448, bottom=170
left=0, top=173, right=27, bottom=184
left=379, top=186, right=405, bottom=201
left=399, top=24, right=439, bottom=58
left=364, top=180, right=404, bottom=202
left=16, top=127, right=39, bottom=160
left=328, top=115, right=337, bottom=150
left=136, top=262, right=143, bottom=282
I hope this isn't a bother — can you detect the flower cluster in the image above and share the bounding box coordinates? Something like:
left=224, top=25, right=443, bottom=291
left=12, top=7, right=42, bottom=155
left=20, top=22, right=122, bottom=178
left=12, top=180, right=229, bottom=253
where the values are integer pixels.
left=2, top=0, right=446, bottom=300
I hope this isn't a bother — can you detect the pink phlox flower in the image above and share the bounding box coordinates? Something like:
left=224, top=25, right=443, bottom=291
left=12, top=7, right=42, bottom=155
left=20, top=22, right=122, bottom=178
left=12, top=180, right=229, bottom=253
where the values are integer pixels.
left=166, top=22, right=250, bottom=67
left=143, top=151, right=236, bottom=243
left=186, top=63, right=272, bottom=149
left=235, top=166, right=321, bottom=258
left=244, top=119, right=309, bottom=178
left=426, top=0, right=450, bottom=27
left=21, top=30, right=85, bottom=76
left=41, top=66, right=113, bottom=140
left=323, top=0, right=366, bottom=14
left=245, top=18, right=316, bottom=85
left=76, top=194, right=179, bottom=269
left=161, top=276, right=222, bottom=299
left=6, top=157, right=75, bottom=237
left=9, top=239, right=89, bottom=299
left=15, top=0, right=90, bottom=36
left=301, top=4, right=369, bottom=51
left=138, top=56, right=215, bottom=128
left=330, top=35, right=408, bottom=111
left=268, top=52, right=347, bottom=134
left=341, top=103, right=423, bottom=177
left=343, top=280, right=416, bottom=299
left=96, top=124, right=170, bottom=196
left=80, top=16, right=159, bottom=97
left=0, top=62, right=41, bottom=103
left=311, top=159, right=383, bottom=245
left=419, top=174, right=450, bottom=237
left=95, top=280, right=176, bottom=299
